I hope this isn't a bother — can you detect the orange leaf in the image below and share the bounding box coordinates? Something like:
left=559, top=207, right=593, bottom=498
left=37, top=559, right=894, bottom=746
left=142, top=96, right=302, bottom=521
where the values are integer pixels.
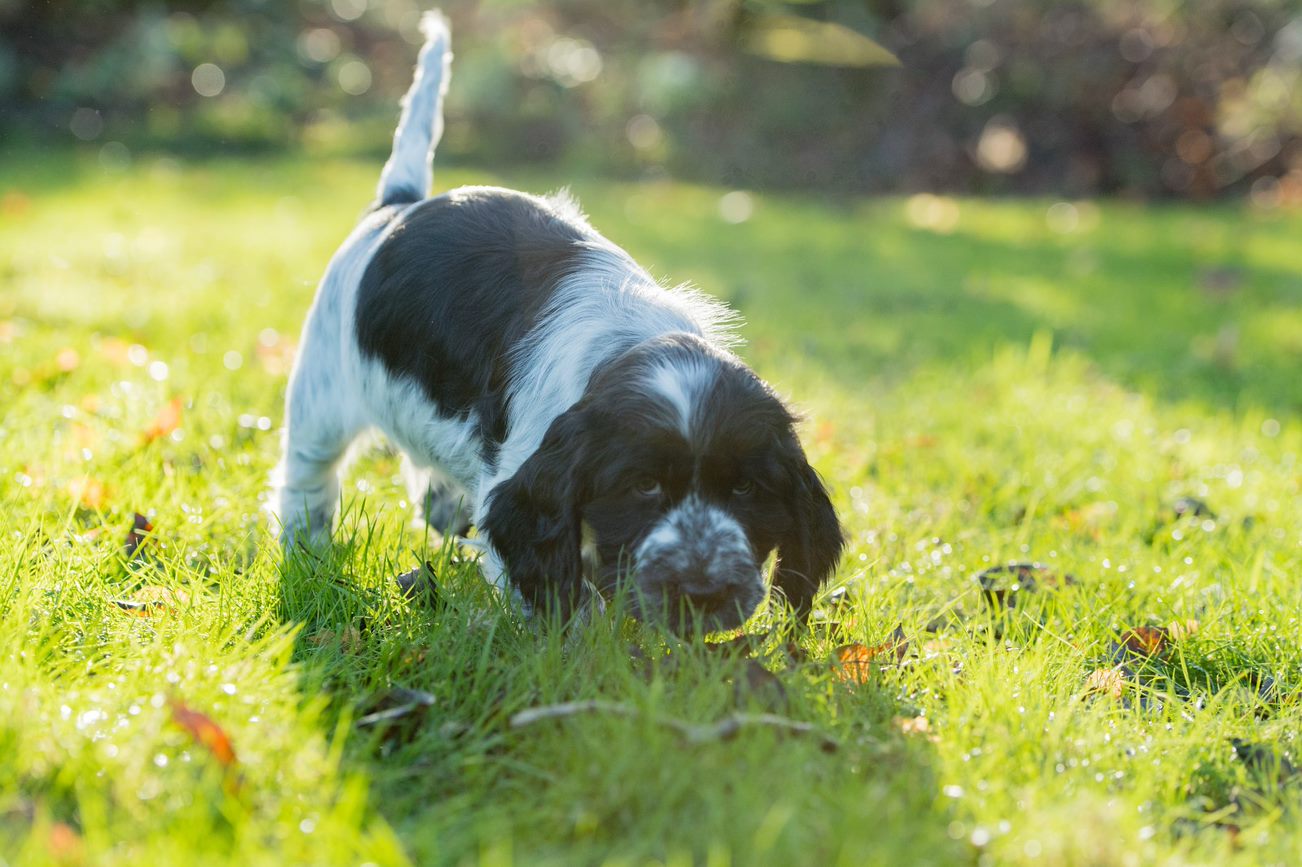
left=834, top=643, right=876, bottom=683
left=1119, top=626, right=1170, bottom=658
left=141, top=398, right=183, bottom=443
left=835, top=625, right=909, bottom=683
left=169, top=697, right=237, bottom=767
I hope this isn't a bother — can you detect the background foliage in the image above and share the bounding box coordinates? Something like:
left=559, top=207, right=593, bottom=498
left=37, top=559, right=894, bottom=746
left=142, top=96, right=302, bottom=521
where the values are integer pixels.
left=3, top=0, right=1301, bottom=199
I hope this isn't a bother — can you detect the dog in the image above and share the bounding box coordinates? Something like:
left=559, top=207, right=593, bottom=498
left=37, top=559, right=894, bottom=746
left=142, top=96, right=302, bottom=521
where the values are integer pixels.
left=273, top=12, right=843, bottom=631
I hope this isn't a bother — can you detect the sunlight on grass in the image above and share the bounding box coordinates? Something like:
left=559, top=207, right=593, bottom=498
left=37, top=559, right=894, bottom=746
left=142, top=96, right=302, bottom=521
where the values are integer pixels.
left=1, top=148, right=1299, bottom=865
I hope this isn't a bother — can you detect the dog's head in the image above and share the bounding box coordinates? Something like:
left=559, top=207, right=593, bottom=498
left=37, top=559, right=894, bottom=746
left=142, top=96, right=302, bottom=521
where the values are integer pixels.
left=483, top=333, right=843, bottom=632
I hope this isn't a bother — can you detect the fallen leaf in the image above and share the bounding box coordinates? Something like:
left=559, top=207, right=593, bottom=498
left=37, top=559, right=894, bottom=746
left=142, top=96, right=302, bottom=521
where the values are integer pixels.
left=1083, top=667, right=1127, bottom=700
left=395, top=561, right=439, bottom=604
left=124, top=512, right=154, bottom=559
left=1117, top=625, right=1171, bottom=658
left=111, top=586, right=190, bottom=616
left=976, top=562, right=1076, bottom=610
left=835, top=624, right=908, bottom=683
left=169, top=697, right=237, bottom=767
left=141, top=397, right=183, bottom=444
left=308, top=623, right=363, bottom=653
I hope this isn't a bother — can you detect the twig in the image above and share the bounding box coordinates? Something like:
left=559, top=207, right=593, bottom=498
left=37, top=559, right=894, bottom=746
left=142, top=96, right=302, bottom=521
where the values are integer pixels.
left=509, top=701, right=838, bottom=752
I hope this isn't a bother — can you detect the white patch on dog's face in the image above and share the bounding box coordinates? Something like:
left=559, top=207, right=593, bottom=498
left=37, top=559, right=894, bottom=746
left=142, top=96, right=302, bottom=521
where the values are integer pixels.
left=630, top=494, right=762, bottom=631
left=644, top=355, right=719, bottom=437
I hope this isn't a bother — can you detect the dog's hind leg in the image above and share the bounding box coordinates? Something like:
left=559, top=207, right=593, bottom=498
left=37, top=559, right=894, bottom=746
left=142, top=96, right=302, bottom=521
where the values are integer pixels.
left=272, top=278, right=367, bottom=547
left=274, top=366, right=362, bottom=547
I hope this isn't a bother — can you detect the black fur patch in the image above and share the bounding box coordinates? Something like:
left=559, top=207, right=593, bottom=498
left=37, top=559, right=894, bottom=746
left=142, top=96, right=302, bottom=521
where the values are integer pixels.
left=355, top=187, right=590, bottom=462
left=484, top=333, right=844, bottom=623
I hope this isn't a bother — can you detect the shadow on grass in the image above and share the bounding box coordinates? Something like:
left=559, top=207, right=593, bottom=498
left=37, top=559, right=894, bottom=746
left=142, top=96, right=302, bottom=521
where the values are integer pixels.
left=271, top=525, right=966, bottom=865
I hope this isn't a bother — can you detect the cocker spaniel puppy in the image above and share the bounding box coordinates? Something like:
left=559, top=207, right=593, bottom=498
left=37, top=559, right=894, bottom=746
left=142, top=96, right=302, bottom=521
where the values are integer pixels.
left=274, top=12, right=843, bottom=631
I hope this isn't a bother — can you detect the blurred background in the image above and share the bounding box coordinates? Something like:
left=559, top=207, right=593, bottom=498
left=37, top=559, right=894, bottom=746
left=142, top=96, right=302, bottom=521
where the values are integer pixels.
left=2, top=0, right=1301, bottom=201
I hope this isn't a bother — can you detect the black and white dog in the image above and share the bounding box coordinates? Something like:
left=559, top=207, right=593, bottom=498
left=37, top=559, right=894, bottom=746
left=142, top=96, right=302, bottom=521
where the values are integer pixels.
left=273, top=12, right=843, bottom=631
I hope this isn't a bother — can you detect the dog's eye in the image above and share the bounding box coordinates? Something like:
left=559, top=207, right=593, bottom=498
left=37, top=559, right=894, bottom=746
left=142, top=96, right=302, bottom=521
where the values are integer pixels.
left=732, top=479, right=754, bottom=496
left=633, top=478, right=662, bottom=498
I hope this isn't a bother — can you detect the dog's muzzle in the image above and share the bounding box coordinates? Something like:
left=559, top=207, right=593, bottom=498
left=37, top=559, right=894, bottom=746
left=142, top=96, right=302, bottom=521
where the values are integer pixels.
left=631, top=496, right=762, bottom=632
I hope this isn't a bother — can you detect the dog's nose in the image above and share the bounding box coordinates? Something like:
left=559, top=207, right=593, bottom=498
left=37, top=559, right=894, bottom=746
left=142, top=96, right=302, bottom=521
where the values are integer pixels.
left=678, top=581, right=731, bottom=611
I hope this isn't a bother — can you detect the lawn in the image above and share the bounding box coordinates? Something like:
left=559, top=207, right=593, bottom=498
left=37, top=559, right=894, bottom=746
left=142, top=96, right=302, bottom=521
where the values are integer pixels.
left=1, top=147, right=1299, bottom=866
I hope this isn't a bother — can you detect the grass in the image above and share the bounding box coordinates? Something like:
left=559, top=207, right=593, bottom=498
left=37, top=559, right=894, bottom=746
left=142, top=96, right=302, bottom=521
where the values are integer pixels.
left=1, top=146, right=1300, bottom=866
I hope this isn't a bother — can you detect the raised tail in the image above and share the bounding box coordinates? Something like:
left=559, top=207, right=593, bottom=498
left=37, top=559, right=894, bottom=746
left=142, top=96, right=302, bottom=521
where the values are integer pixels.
left=375, top=11, right=452, bottom=207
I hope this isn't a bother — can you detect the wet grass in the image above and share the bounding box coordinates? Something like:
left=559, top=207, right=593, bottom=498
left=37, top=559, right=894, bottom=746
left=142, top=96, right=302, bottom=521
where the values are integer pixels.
left=1, top=147, right=1300, bottom=865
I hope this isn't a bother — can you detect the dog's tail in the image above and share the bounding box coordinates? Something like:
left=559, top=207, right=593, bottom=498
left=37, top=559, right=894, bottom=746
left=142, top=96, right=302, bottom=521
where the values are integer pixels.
left=375, top=11, right=452, bottom=208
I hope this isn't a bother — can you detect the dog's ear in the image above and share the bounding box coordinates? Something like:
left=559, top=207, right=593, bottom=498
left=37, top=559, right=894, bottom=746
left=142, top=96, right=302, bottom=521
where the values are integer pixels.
left=772, top=442, right=844, bottom=620
left=482, top=405, right=590, bottom=617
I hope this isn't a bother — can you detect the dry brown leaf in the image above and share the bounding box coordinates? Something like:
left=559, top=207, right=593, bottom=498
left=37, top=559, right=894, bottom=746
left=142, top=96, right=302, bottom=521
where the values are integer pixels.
left=124, top=512, right=153, bottom=559
left=141, top=397, right=183, bottom=444
left=169, top=697, right=238, bottom=767
left=1119, top=625, right=1171, bottom=658
left=309, top=625, right=362, bottom=653
left=1084, top=667, right=1127, bottom=700
left=977, top=562, right=1077, bottom=609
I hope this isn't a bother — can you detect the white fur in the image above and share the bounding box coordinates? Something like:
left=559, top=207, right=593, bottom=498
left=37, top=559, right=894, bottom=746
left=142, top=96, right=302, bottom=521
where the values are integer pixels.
left=471, top=238, right=738, bottom=522
left=633, top=495, right=758, bottom=599
left=376, top=11, right=451, bottom=205
left=644, top=353, right=721, bottom=437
